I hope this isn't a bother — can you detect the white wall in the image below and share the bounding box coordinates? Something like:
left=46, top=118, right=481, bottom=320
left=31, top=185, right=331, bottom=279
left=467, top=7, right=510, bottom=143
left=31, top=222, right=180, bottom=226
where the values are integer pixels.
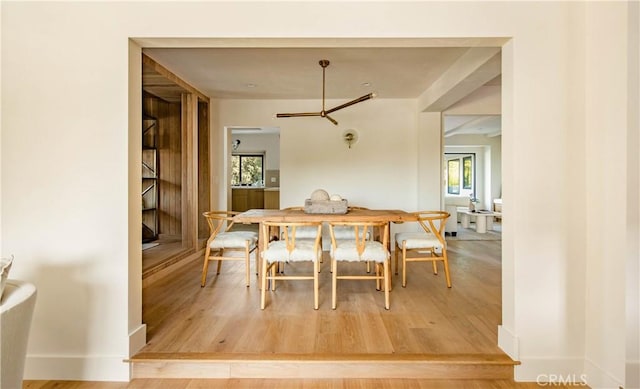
left=627, top=3, right=640, bottom=388
left=0, top=1, right=634, bottom=386
left=217, top=99, right=419, bottom=212
left=583, top=2, right=632, bottom=388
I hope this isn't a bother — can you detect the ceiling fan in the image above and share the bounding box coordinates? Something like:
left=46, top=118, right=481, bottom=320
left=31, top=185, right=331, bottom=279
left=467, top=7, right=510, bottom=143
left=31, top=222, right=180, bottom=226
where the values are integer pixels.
left=275, top=59, right=376, bottom=126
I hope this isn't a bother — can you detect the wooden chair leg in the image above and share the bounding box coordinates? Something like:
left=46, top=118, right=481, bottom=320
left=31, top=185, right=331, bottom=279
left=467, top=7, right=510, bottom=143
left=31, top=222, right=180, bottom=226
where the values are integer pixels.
left=216, top=253, right=223, bottom=275
left=384, top=258, right=390, bottom=310
left=387, top=258, right=393, bottom=292
left=271, top=263, right=276, bottom=291
left=432, top=259, right=438, bottom=275
left=442, top=252, right=452, bottom=288
left=402, top=244, right=407, bottom=288
left=332, top=258, right=337, bottom=310
left=255, top=248, right=259, bottom=277
left=314, top=260, right=319, bottom=310
left=261, top=257, right=268, bottom=309
left=244, top=244, right=250, bottom=287
left=394, top=243, right=399, bottom=275
left=201, top=247, right=211, bottom=287
left=200, top=245, right=211, bottom=287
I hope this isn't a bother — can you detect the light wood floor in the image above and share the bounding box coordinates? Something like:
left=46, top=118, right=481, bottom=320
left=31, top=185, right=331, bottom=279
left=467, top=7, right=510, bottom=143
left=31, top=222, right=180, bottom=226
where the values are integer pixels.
left=142, top=237, right=207, bottom=278
left=24, top=378, right=584, bottom=388
left=24, top=240, right=589, bottom=387
left=139, top=240, right=503, bottom=355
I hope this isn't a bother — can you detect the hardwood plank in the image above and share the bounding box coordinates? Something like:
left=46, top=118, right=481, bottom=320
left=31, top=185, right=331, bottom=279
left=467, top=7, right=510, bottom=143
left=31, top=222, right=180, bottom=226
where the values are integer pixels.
left=139, top=241, right=505, bottom=355
left=24, top=379, right=589, bottom=388
left=127, top=240, right=591, bottom=383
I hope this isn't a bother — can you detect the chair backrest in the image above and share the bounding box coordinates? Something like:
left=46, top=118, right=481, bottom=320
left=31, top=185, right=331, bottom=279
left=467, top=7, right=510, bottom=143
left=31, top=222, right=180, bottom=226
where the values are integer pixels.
left=415, top=211, right=450, bottom=244
left=328, top=221, right=389, bottom=256
left=202, top=211, right=238, bottom=238
left=262, top=221, right=323, bottom=254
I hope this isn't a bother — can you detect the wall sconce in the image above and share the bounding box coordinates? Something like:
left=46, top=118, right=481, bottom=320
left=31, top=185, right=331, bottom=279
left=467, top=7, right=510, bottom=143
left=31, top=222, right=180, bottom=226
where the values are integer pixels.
left=342, top=129, right=359, bottom=149
left=232, top=139, right=241, bottom=150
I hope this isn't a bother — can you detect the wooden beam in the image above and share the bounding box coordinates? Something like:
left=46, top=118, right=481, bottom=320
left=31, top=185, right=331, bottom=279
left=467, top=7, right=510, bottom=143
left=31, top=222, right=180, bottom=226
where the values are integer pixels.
left=143, top=54, right=209, bottom=103
left=418, top=48, right=501, bottom=112
left=181, top=93, right=199, bottom=250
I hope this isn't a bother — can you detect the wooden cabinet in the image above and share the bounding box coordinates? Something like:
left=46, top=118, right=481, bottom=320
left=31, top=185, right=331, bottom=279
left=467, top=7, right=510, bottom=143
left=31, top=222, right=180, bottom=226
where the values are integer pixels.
left=232, top=188, right=265, bottom=212
left=264, top=189, right=280, bottom=209
left=232, top=189, right=248, bottom=212
left=249, top=189, right=264, bottom=210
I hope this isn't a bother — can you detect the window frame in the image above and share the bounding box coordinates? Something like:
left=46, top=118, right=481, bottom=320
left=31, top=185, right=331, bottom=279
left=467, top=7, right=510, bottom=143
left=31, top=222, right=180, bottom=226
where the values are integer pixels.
left=445, top=153, right=476, bottom=198
left=231, top=152, right=265, bottom=186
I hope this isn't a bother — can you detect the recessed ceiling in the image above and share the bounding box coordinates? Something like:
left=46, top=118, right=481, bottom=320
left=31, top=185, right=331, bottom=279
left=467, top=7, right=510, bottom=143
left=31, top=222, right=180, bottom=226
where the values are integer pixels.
left=142, top=46, right=502, bottom=136
left=143, top=47, right=471, bottom=100
left=444, top=115, right=501, bottom=137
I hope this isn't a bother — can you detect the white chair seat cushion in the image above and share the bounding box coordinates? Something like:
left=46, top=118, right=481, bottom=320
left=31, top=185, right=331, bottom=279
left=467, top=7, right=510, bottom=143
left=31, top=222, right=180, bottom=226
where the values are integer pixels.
left=395, top=232, right=444, bottom=250
left=209, top=231, right=258, bottom=249
left=262, top=240, right=321, bottom=263
left=331, top=240, right=389, bottom=263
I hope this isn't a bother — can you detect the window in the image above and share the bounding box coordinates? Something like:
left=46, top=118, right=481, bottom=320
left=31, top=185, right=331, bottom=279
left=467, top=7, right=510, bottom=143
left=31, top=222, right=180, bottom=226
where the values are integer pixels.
left=463, top=156, right=472, bottom=189
left=445, top=153, right=475, bottom=197
left=447, top=159, right=460, bottom=194
left=231, top=154, right=264, bottom=186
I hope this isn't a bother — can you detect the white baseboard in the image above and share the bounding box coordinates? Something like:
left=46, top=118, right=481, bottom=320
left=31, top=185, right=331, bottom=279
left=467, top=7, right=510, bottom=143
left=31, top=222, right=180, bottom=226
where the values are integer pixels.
left=498, top=325, right=519, bottom=360
left=25, top=354, right=129, bottom=381
left=627, top=360, right=639, bottom=389
left=515, top=357, right=586, bottom=384
left=129, top=323, right=147, bottom=356
left=583, top=357, right=624, bottom=389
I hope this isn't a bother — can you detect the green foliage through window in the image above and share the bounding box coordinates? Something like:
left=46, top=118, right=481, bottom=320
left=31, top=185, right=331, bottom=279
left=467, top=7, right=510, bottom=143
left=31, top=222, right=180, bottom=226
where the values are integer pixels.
left=463, top=156, right=472, bottom=189
left=232, top=154, right=264, bottom=186
left=446, top=153, right=474, bottom=196
left=447, top=159, right=460, bottom=195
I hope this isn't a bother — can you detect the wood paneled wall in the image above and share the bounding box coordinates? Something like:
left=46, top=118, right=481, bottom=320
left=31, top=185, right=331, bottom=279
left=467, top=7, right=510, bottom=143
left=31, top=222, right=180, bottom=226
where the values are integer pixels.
left=198, top=102, right=210, bottom=239
left=143, top=93, right=182, bottom=237
left=143, top=93, right=210, bottom=242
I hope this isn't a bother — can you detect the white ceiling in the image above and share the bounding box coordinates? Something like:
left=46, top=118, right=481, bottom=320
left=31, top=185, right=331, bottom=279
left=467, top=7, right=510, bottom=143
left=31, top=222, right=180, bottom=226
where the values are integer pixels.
left=143, top=47, right=471, bottom=100
left=143, top=47, right=501, bottom=136
left=443, top=115, right=502, bottom=138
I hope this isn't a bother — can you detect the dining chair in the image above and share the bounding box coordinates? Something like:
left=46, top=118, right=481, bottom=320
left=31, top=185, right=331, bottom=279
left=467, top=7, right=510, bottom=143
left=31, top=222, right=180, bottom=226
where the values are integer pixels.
left=281, top=207, right=324, bottom=266
left=394, top=211, right=451, bottom=288
left=333, top=206, right=374, bottom=272
left=328, top=221, right=391, bottom=310
left=201, top=211, right=259, bottom=287
left=260, top=221, right=323, bottom=309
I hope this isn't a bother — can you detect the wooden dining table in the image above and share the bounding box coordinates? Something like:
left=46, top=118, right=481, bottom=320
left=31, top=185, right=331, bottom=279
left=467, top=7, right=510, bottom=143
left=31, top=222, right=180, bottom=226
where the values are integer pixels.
left=234, top=208, right=418, bottom=285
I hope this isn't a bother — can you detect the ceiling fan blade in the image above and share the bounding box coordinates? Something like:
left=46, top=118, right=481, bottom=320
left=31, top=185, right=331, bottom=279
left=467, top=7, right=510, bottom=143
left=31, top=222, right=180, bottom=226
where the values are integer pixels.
left=324, top=114, right=338, bottom=125
left=325, top=93, right=376, bottom=115
left=276, top=112, right=322, bottom=118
